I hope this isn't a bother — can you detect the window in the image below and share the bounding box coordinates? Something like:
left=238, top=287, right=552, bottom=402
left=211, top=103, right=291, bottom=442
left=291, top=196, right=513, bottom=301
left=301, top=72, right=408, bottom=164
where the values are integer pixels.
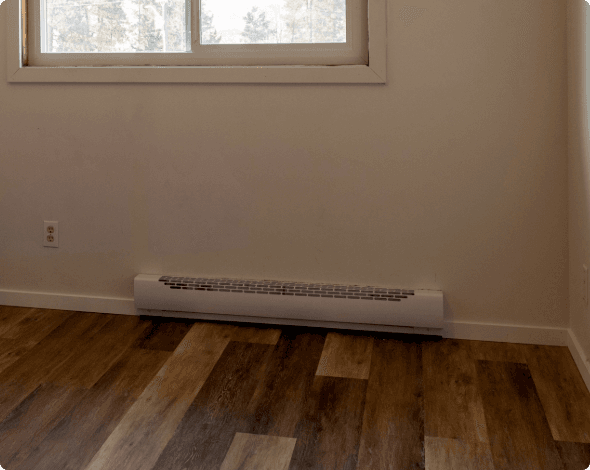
left=6, top=0, right=385, bottom=82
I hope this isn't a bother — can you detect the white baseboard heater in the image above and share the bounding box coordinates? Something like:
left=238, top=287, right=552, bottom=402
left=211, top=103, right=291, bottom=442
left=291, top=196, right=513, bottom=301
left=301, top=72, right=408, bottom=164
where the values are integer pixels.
left=134, top=274, right=444, bottom=334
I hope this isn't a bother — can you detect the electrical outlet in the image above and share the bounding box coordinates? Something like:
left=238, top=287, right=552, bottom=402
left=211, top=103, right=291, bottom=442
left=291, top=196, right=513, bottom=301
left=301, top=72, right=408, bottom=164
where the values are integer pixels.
left=43, top=221, right=58, bottom=248
left=583, top=264, right=588, bottom=306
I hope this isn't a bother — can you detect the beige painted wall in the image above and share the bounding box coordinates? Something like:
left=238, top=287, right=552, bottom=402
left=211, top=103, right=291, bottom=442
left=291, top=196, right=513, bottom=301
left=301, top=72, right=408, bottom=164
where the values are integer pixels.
left=568, top=0, right=590, bottom=360
left=0, top=0, right=568, bottom=328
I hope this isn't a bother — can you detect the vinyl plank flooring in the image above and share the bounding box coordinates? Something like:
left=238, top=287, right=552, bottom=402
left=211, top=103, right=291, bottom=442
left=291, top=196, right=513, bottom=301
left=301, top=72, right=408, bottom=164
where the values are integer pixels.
left=230, top=324, right=282, bottom=345
left=357, top=336, right=424, bottom=470
left=554, top=441, right=590, bottom=470
left=0, top=339, right=30, bottom=375
left=153, top=341, right=275, bottom=470
left=423, top=339, right=489, bottom=443
left=0, top=382, right=87, bottom=468
left=0, top=307, right=39, bottom=337
left=82, top=322, right=237, bottom=470
left=0, top=312, right=112, bottom=423
left=17, top=348, right=171, bottom=470
left=46, top=314, right=151, bottom=388
left=424, top=436, right=494, bottom=470
left=0, top=308, right=72, bottom=348
left=468, top=340, right=528, bottom=364
left=289, top=375, right=367, bottom=470
left=245, top=327, right=326, bottom=437
left=476, top=360, right=565, bottom=470
left=133, top=317, right=196, bottom=351
left=315, top=331, right=373, bottom=379
left=220, top=433, right=297, bottom=470
left=524, top=345, right=590, bottom=443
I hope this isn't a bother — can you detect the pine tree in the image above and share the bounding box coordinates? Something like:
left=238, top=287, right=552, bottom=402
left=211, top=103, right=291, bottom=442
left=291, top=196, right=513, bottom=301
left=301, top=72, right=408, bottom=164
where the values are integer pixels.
left=200, top=10, right=222, bottom=44
left=241, top=6, right=274, bottom=44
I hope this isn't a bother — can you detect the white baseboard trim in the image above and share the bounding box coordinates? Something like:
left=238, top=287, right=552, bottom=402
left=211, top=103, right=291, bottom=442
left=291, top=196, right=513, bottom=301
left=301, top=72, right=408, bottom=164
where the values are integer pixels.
left=443, top=320, right=568, bottom=346
left=566, top=328, right=590, bottom=395
left=0, top=289, right=136, bottom=316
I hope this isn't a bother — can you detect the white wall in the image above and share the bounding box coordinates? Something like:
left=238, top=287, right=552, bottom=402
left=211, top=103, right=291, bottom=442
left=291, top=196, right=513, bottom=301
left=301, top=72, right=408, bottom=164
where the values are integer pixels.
left=0, top=0, right=568, bottom=329
left=568, top=0, right=590, bottom=367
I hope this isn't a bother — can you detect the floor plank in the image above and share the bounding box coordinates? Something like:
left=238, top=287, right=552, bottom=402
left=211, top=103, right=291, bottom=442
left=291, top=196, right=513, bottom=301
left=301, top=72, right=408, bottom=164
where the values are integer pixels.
left=0, top=307, right=40, bottom=337
left=423, top=338, right=489, bottom=443
left=554, top=441, right=590, bottom=470
left=289, top=375, right=367, bottom=470
left=0, top=339, right=30, bottom=375
left=0, top=312, right=112, bottom=423
left=220, top=433, right=297, bottom=470
left=476, top=360, right=564, bottom=470
left=153, top=341, right=275, bottom=470
left=17, top=347, right=171, bottom=470
left=0, top=382, right=87, bottom=468
left=46, top=314, right=151, bottom=388
left=245, top=327, right=326, bottom=437
left=0, top=308, right=72, bottom=348
left=524, top=345, right=590, bottom=443
left=230, top=324, right=282, bottom=345
left=425, top=436, right=494, bottom=470
left=133, top=316, right=196, bottom=351
left=82, top=322, right=237, bottom=470
left=468, top=340, right=528, bottom=364
left=315, top=331, right=373, bottom=379
left=357, top=336, right=424, bottom=470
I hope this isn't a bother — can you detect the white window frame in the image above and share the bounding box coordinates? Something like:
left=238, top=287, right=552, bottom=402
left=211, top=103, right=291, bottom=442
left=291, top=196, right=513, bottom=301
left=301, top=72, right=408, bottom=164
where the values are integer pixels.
left=5, top=0, right=386, bottom=83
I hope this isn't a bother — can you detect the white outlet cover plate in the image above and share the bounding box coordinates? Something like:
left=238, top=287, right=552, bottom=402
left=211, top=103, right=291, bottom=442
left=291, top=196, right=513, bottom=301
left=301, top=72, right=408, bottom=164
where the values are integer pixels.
left=43, top=221, right=59, bottom=247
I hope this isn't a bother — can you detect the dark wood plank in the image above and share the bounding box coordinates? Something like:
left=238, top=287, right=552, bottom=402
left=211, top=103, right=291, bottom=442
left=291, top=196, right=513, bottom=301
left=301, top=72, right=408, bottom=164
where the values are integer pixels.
left=245, top=327, right=326, bottom=437
left=0, top=339, right=30, bottom=375
left=288, top=375, right=367, bottom=470
left=423, top=338, right=489, bottom=443
left=425, top=436, right=494, bottom=470
left=46, top=314, right=151, bottom=388
left=133, top=316, right=196, bottom=351
left=0, top=382, right=87, bottom=468
left=0, top=306, right=39, bottom=337
left=0, top=312, right=112, bottom=423
left=476, top=360, right=565, bottom=470
left=469, top=339, right=528, bottom=364
left=17, top=347, right=171, bottom=470
left=524, top=345, right=590, bottom=443
left=357, top=336, right=424, bottom=470
left=153, top=341, right=275, bottom=470
left=1, top=308, right=72, bottom=348
left=554, top=441, right=590, bottom=470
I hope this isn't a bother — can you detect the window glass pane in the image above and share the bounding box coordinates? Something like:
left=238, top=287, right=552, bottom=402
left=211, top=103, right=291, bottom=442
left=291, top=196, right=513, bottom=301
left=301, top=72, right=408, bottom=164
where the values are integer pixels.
left=200, top=0, right=345, bottom=45
left=42, top=0, right=189, bottom=52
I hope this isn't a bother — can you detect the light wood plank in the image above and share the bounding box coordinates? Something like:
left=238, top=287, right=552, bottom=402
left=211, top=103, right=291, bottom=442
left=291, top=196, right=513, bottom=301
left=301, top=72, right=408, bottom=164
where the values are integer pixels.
left=524, top=345, right=590, bottom=443
left=423, top=339, right=489, bottom=443
left=315, top=332, right=373, bottom=379
left=476, top=360, right=564, bottom=470
left=82, top=322, right=237, bottom=470
left=1, top=308, right=72, bottom=348
left=219, top=433, right=296, bottom=470
left=357, top=337, right=424, bottom=469
left=425, top=436, right=494, bottom=470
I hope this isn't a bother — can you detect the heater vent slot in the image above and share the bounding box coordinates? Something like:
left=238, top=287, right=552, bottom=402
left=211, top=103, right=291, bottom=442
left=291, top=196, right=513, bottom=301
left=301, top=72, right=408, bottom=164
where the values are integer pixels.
left=158, top=276, right=414, bottom=302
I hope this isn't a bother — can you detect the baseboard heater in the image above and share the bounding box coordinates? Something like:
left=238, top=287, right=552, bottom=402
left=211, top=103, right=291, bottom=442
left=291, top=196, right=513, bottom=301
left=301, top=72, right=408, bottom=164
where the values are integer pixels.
left=134, top=274, right=443, bottom=334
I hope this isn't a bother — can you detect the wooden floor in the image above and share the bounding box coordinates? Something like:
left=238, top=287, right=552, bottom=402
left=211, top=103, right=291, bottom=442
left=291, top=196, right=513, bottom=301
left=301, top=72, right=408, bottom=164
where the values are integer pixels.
left=0, top=306, right=589, bottom=470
